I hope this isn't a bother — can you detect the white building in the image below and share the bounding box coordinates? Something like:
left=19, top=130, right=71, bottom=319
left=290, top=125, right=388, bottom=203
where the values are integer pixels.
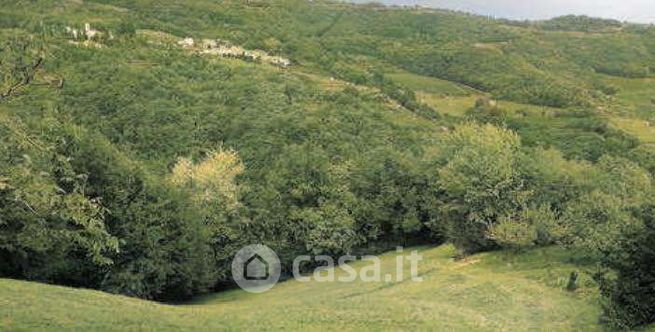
left=269, top=56, right=291, bottom=68
left=84, top=23, right=100, bottom=40
left=177, top=37, right=195, bottom=48
left=65, top=26, right=79, bottom=39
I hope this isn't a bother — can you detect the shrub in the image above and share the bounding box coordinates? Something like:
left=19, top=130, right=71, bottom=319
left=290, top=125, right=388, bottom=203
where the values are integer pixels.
left=629, top=144, right=655, bottom=176
left=490, top=205, right=563, bottom=250
left=465, top=98, right=507, bottom=125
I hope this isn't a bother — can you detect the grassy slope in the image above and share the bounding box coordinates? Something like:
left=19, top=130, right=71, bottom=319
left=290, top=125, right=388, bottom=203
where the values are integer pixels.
left=603, top=76, right=655, bottom=144
left=1, top=245, right=602, bottom=331
left=388, top=64, right=654, bottom=161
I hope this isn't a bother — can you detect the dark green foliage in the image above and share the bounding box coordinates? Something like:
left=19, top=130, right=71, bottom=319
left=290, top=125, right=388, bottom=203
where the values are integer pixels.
left=566, top=271, right=579, bottom=291
left=0, top=34, right=45, bottom=101
left=629, top=144, right=655, bottom=176
left=370, top=71, right=440, bottom=119
left=465, top=98, right=507, bottom=125
left=350, top=149, right=439, bottom=245
left=0, top=116, right=118, bottom=282
left=597, top=206, right=655, bottom=329
left=0, top=114, right=226, bottom=300
left=509, top=111, right=639, bottom=161
left=115, top=20, right=137, bottom=37
left=538, top=15, right=623, bottom=33
left=436, top=123, right=526, bottom=253
left=58, top=129, right=223, bottom=300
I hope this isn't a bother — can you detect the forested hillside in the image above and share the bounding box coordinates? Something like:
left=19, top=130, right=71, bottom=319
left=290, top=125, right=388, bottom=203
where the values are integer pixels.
left=1, top=0, right=655, bottom=329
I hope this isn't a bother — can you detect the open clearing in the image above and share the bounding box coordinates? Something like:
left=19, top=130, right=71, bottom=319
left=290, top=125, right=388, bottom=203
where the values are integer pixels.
left=0, top=245, right=603, bottom=331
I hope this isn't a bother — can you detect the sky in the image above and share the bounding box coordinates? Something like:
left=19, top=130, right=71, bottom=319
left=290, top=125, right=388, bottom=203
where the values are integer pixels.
left=351, top=0, right=655, bottom=23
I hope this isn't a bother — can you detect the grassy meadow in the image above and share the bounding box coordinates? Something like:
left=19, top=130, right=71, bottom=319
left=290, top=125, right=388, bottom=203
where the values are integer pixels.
left=1, top=245, right=603, bottom=331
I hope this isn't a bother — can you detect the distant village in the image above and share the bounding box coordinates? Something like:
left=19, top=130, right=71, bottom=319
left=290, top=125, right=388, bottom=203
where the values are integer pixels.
left=177, top=37, right=292, bottom=68
left=63, top=23, right=114, bottom=49
left=62, top=23, right=291, bottom=68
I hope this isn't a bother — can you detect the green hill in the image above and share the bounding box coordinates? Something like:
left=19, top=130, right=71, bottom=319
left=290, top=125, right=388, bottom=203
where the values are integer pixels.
left=2, top=0, right=655, bottom=329
left=0, top=245, right=603, bottom=331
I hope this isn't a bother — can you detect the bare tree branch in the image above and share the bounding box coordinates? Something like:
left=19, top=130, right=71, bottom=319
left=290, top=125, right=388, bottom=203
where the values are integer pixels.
left=0, top=56, right=44, bottom=101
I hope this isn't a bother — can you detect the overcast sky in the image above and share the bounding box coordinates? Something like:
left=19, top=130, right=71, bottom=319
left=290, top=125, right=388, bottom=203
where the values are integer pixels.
left=351, top=0, right=655, bottom=23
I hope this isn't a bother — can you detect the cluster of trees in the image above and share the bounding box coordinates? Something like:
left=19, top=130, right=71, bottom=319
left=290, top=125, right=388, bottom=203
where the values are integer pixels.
left=435, top=122, right=653, bottom=251
left=0, top=114, right=244, bottom=300
left=448, top=109, right=655, bottom=328
left=423, top=121, right=655, bottom=328
left=0, top=33, right=441, bottom=299
left=537, top=15, right=623, bottom=33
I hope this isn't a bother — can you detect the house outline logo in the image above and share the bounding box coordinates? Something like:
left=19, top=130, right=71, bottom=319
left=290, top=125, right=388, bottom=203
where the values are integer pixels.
left=231, top=244, right=281, bottom=293
left=244, top=253, right=269, bottom=280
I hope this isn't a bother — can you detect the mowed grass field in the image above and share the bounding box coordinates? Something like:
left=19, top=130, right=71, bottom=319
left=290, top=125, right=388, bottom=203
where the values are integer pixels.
left=1, top=245, right=604, bottom=331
